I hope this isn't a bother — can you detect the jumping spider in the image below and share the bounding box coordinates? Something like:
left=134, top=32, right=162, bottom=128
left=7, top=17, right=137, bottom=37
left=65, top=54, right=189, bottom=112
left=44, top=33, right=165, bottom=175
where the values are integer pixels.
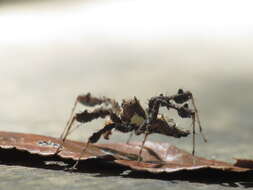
left=57, top=89, right=207, bottom=169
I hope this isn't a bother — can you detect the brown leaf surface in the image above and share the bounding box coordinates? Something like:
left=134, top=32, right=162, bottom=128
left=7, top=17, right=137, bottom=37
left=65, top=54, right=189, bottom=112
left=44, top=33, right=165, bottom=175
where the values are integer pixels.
left=0, top=131, right=252, bottom=175
left=0, top=131, right=108, bottom=160
left=234, top=158, right=253, bottom=169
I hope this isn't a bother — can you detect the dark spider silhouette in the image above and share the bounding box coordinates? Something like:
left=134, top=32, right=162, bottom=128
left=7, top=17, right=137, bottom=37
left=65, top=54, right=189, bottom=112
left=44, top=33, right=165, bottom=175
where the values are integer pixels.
left=57, top=89, right=207, bottom=169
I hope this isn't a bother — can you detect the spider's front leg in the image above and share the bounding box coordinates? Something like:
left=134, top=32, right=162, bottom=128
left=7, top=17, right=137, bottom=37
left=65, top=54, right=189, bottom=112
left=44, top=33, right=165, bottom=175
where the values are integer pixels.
left=60, top=93, right=120, bottom=140
left=56, top=107, right=121, bottom=154
left=57, top=93, right=120, bottom=152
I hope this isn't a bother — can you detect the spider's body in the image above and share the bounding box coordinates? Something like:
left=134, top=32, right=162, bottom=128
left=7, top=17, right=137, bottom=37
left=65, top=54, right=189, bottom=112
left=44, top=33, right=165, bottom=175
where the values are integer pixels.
left=72, top=95, right=190, bottom=143
left=58, top=89, right=206, bottom=169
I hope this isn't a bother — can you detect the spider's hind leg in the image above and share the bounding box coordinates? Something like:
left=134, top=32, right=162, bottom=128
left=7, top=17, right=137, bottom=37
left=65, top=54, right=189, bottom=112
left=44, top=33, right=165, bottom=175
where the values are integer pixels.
left=190, top=95, right=207, bottom=143
left=173, top=90, right=207, bottom=143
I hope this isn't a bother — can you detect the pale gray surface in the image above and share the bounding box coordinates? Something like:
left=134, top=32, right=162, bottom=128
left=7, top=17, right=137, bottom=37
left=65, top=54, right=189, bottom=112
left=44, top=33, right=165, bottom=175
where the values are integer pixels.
left=1, top=0, right=253, bottom=189
left=0, top=165, right=250, bottom=190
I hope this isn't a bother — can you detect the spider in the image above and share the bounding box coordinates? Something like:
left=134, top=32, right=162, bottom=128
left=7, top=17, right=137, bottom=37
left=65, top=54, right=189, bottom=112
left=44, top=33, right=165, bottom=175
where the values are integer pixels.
left=57, top=89, right=206, bottom=169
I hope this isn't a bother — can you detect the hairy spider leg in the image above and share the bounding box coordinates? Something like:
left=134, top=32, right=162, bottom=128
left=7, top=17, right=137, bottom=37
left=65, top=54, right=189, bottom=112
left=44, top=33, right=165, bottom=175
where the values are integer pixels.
left=58, top=95, right=90, bottom=152
left=190, top=96, right=207, bottom=142
left=56, top=107, right=120, bottom=154
left=56, top=114, right=77, bottom=154
left=172, top=90, right=207, bottom=143
left=137, top=131, right=149, bottom=162
left=70, top=123, right=136, bottom=169
left=135, top=98, right=161, bottom=162
left=136, top=118, right=190, bottom=162
left=56, top=100, right=78, bottom=154
left=168, top=102, right=198, bottom=155
left=60, top=99, right=78, bottom=140
left=77, top=93, right=121, bottom=114
left=69, top=123, right=115, bottom=170
left=69, top=140, right=90, bottom=171
left=126, top=131, right=134, bottom=144
left=57, top=93, right=121, bottom=154
left=144, top=96, right=199, bottom=155
left=60, top=93, right=121, bottom=141
left=192, top=113, right=196, bottom=155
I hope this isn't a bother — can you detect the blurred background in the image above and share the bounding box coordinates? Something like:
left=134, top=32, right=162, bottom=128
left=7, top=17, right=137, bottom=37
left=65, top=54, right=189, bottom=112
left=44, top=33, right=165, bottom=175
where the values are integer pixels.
left=1, top=0, right=253, bottom=162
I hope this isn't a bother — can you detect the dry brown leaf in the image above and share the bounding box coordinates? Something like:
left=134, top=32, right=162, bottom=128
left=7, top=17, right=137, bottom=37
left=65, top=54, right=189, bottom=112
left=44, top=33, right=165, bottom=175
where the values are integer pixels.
left=0, top=131, right=252, bottom=176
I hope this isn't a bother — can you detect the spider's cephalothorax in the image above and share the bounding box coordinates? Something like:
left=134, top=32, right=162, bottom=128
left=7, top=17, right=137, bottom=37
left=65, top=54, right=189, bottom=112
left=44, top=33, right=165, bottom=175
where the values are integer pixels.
left=57, top=89, right=206, bottom=169
left=121, top=97, right=146, bottom=125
